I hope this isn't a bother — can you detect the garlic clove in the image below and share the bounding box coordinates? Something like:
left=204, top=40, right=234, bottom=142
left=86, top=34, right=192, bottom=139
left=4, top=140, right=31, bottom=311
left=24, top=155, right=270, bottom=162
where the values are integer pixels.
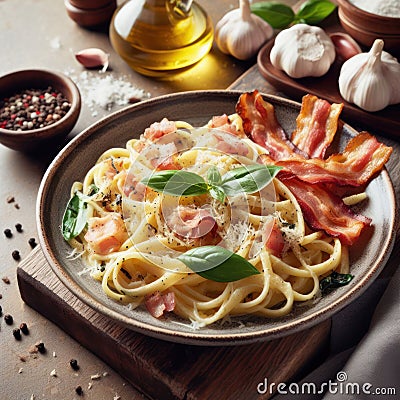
left=75, top=48, right=109, bottom=72
left=329, top=32, right=362, bottom=61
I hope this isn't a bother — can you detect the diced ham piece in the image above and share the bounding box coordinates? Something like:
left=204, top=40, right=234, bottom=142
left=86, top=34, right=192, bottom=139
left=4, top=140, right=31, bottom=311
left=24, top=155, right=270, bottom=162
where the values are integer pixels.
left=214, top=133, right=249, bottom=157
left=144, top=118, right=177, bottom=141
left=122, top=172, right=147, bottom=200
left=208, top=114, right=246, bottom=137
left=264, top=218, right=285, bottom=257
left=151, top=154, right=182, bottom=171
left=84, top=213, right=128, bottom=254
left=145, top=291, right=175, bottom=318
left=165, top=206, right=217, bottom=240
left=105, top=158, right=124, bottom=180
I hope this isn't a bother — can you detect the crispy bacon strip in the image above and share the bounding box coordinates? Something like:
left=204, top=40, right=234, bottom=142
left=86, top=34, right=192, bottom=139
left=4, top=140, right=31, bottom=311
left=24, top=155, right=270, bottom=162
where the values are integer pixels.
left=291, top=94, right=343, bottom=158
left=236, top=90, right=305, bottom=160
left=270, top=132, right=392, bottom=186
left=279, top=176, right=371, bottom=246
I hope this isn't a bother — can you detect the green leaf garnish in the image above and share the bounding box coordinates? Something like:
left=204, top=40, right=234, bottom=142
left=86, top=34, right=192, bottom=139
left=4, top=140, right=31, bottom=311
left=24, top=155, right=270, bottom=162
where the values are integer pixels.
left=207, top=166, right=222, bottom=186
left=251, top=2, right=295, bottom=29
left=62, top=193, right=88, bottom=241
left=141, top=170, right=209, bottom=197
left=178, top=246, right=260, bottom=282
left=220, top=165, right=281, bottom=197
left=141, top=165, right=281, bottom=202
left=294, top=0, right=337, bottom=24
left=251, top=0, right=337, bottom=29
left=319, top=271, right=354, bottom=294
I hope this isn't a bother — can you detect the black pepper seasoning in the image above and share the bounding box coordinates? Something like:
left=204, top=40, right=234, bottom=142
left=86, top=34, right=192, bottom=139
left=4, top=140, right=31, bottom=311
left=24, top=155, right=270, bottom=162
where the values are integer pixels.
left=11, top=250, right=20, bottom=261
left=69, top=358, right=80, bottom=371
left=28, top=238, right=37, bottom=248
left=4, top=229, right=12, bottom=238
left=4, top=313, right=13, bottom=325
left=75, top=385, right=83, bottom=396
left=20, top=322, right=29, bottom=335
left=15, top=223, right=23, bottom=233
left=35, top=341, right=46, bottom=353
left=13, top=328, right=21, bottom=340
left=0, top=87, right=71, bottom=131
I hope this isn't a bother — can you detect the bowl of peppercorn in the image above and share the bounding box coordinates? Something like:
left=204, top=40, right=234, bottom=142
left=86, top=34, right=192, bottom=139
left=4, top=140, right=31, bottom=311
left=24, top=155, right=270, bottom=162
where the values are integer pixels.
left=0, top=69, right=81, bottom=152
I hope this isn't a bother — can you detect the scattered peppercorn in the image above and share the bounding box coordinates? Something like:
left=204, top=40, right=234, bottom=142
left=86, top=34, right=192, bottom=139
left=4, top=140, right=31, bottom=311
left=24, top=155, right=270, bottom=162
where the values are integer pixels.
left=69, top=359, right=80, bottom=371
left=6, top=196, right=15, bottom=203
left=75, top=385, right=83, bottom=396
left=4, top=229, right=12, bottom=238
left=2, top=277, right=10, bottom=284
left=28, top=238, right=37, bottom=249
left=35, top=341, right=46, bottom=353
left=0, top=87, right=71, bottom=131
left=13, top=328, right=22, bottom=340
left=12, top=250, right=20, bottom=261
left=15, top=223, right=23, bottom=233
left=20, top=322, right=29, bottom=335
left=14, top=203, right=20, bottom=209
left=4, top=313, right=13, bottom=325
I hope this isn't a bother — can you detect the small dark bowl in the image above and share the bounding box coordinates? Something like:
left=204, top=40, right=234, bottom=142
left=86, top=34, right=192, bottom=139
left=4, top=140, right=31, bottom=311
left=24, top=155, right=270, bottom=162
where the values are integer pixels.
left=64, top=0, right=117, bottom=28
left=0, top=69, right=81, bottom=152
left=337, top=0, right=400, bottom=55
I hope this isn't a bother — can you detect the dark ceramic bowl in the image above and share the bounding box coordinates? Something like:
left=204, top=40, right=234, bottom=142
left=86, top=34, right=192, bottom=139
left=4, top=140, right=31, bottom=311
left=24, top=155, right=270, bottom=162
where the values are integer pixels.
left=337, top=0, right=400, bottom=54
left=0, top=69, right=81, bottom=152
left=37, top=90, right=396, bottom=345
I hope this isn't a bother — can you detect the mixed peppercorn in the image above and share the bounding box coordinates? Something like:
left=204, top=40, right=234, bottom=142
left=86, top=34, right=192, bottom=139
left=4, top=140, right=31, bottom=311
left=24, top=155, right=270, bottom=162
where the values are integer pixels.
left=0, top=87, right=71, bottom=131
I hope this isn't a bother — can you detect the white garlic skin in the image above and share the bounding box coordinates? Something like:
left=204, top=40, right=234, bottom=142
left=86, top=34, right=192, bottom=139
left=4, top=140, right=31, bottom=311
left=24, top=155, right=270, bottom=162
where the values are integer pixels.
left=339, top=39, right=400, bottom=112
left=270, top=24, right=335, bottom=78
left=215, top=0, right=273, bottom=61
left=75, top=48, right=109, bottom=71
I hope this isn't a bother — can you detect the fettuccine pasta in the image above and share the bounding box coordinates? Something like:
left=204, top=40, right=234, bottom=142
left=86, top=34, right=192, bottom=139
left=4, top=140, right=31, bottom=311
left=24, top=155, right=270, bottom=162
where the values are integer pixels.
left=64, top=111, right=353, bottom=328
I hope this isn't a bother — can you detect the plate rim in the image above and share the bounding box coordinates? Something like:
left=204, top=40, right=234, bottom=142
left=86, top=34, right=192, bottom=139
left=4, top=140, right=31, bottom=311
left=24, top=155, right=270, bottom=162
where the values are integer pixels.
left=36, top=89, right=397, bottom=346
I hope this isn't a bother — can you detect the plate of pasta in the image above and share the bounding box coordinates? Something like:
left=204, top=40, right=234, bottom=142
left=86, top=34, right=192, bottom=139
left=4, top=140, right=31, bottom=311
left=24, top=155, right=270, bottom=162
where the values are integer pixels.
left=37, top=90, right=396, bottom=345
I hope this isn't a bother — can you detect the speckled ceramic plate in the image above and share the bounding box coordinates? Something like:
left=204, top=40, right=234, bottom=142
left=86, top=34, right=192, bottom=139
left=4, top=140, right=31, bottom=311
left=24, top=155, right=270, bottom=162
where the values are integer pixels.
left=37, top=90, right=396, bottom=346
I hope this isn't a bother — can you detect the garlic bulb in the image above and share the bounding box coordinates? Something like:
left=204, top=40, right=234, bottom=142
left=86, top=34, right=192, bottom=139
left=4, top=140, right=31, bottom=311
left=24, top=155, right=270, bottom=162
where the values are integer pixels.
left=339, top=39, right=400, bottom=112
left=215, top=0, right=273, bottom=60
left=270, top=24, right=335, bottom=78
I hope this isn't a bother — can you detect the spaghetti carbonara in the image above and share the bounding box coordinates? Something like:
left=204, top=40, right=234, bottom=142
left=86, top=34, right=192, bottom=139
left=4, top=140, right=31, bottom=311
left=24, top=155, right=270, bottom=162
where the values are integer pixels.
left=64, top=114, right=350, bottom=327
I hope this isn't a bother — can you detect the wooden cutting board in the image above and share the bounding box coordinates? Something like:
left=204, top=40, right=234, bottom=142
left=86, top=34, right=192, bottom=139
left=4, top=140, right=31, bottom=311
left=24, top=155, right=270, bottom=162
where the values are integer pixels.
left=17, top=246, right=331, bottom=400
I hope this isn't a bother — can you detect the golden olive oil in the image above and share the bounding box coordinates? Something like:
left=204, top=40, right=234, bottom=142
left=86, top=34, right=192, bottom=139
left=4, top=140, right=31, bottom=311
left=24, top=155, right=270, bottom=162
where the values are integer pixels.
left=109, top=0, right=214, bottom=77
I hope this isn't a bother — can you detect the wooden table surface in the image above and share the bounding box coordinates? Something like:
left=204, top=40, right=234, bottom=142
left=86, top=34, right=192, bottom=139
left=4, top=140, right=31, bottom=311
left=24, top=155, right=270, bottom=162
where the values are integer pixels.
left=1, top=1, right=399, bottom=399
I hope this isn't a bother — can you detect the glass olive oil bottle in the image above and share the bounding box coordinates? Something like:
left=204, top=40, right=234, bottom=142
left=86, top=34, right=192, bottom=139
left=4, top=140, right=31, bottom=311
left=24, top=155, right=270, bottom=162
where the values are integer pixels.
left=109, top=0, right=214, bottom=77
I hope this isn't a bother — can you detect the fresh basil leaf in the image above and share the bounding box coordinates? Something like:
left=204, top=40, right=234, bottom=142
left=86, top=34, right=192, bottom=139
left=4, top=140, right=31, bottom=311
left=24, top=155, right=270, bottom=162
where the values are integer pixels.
left=209, top=186, right=226, bottom=203
left=178, top=246, right=260, bottom=282
left=141, top=170, right=209, bottom=197
left=207, top=166, right=222, bottom=186
left=294, top=0, right=337, bottom=25
left=320, top=271, right=354, bottom=294
left=62, top=193, right=88, bottom=241
left=88, top=183, right=99, bottom=196
left=251, top=2, right=295, bottom=29
left=220, top=165, right=281, bottom=197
